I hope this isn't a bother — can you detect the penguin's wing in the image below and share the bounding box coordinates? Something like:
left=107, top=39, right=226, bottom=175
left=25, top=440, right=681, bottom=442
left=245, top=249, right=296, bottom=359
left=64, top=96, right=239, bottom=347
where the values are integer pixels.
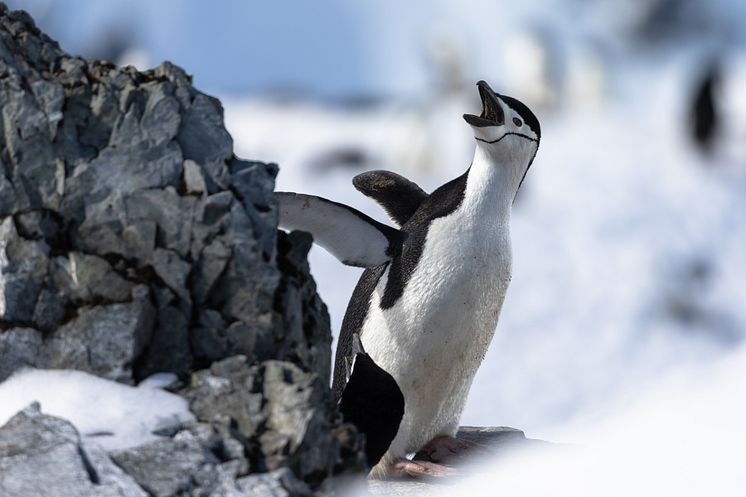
left=276, top=192, right=402, bottom=267
left=339, top=333, right=405, bottom=468
left=353, top=170, right=429, bottom=227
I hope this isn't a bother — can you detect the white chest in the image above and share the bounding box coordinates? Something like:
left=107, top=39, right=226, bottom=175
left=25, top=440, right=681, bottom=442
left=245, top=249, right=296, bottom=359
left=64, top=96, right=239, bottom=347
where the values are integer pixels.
left=363, top=206, right=511, bottom=372
left=360, top=197, right=512, bottom=454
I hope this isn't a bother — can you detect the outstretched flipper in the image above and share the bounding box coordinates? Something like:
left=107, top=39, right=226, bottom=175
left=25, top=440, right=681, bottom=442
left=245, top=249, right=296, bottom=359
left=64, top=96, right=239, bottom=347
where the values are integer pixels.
left=353, top=170, right=429, bottom=227
left=339, top=334, right=405, bottom=468
left=276, top=192, right=402, bottom=268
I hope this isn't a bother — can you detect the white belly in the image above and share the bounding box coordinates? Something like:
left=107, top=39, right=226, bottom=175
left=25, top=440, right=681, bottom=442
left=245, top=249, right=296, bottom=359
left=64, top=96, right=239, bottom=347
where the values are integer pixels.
left=361, top=209, right=512, bottom=458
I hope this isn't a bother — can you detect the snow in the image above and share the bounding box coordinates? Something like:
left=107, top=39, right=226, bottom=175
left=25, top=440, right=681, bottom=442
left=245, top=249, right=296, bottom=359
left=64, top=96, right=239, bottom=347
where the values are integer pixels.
left=0, top=369, right=194, bottom=450
left=353, top=343, right=746, bottom=496
left=443, top=344, right=746, bottom=497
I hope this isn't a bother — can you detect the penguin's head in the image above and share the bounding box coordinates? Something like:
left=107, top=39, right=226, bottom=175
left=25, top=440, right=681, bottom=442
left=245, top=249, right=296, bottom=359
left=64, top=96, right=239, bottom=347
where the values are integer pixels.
left=463, top=80, right=540, bottom=168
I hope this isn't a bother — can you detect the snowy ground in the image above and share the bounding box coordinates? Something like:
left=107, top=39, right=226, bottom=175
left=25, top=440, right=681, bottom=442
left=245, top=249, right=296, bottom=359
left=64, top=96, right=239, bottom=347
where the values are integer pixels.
left=0, top=370, right=192, bottom=450
left=359, top=343, right=746, bottom=496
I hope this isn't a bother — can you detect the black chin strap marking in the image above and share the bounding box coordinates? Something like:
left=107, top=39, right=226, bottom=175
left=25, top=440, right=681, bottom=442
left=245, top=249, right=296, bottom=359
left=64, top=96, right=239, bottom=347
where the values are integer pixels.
left=514, top=148, right=538, bottom=202
left=475, top=131, right=538, bottom=144
left=472, top=131, right=540, bottom=202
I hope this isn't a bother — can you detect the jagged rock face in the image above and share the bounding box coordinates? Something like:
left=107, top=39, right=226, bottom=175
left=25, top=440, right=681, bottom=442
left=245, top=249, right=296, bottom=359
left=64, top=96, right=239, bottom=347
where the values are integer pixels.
left=183, top=355, right=341, bottom=484
left=0, top=404, right=316, bottom=497
left=0, top=404, right=149, bottom=497
left=0, top=4, right=329, bottom=383
left=0, top=2, right=359, bottom=491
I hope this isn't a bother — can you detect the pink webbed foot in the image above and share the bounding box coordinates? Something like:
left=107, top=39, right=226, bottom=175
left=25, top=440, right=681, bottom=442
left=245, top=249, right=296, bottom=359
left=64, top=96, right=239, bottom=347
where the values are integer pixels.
left=389, top=458, right=459, bottom=479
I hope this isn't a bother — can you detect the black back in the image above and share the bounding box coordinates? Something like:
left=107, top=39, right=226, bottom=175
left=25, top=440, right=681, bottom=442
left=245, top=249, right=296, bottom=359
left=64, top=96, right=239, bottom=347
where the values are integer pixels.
left=332, top=264, right=386, bottom=399
left=380, top=172, right=469, bottom=308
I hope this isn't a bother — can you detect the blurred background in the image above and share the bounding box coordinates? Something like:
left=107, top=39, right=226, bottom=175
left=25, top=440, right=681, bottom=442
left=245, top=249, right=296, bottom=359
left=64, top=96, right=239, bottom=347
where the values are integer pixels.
left=15, top=0, right=746, bottom=441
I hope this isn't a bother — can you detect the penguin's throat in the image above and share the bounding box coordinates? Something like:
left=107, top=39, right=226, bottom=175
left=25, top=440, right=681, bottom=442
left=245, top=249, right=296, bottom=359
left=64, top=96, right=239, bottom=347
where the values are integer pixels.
left=467, top=145, right=526, bottom=212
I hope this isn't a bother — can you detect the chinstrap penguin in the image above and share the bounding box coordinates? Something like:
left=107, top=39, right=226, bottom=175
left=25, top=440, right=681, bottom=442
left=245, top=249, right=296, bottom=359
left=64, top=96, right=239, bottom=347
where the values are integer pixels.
left=277, top=80, right=540, bottom=477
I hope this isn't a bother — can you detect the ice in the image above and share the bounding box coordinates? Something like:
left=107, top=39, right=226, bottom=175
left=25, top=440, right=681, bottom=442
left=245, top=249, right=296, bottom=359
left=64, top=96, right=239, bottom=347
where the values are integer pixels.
left=0, top=369, right=194, bottom=450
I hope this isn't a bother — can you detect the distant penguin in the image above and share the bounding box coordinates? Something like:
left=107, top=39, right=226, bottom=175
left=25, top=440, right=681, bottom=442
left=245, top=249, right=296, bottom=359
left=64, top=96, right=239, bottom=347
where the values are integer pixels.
left=690, top=62, right=721, bottom=154
left=277, top=81, right=541, bottom=477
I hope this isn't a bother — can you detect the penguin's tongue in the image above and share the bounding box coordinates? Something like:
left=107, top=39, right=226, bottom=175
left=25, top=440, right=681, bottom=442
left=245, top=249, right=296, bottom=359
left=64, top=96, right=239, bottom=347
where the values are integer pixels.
left=463, top=80, right=504, bottom=127
left=478, top=81, right=505, bottom=124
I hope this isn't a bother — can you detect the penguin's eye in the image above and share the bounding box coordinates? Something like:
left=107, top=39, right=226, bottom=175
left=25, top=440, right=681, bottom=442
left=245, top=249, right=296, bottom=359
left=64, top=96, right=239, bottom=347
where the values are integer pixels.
left=513, top=117, right=523, bottom=127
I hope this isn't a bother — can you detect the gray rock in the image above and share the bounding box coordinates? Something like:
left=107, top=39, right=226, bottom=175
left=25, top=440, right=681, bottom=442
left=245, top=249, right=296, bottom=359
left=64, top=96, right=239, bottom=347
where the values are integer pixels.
left=44, top=286, right=155, bottom=383
left=273, top=231, right=332, bottom=385
left=0, top=217, right=49, bottom=324
left=14, top=210, right=61, bottom=242
left=411, top=426, right=542, bottom=467
left=63, top=136, right=184, bottom=220
left=139, top=305, right=192, bottom=378
left=181, top=421, right=250, bottom=475
left=177, top=93, right=233, bottom=190
left=183, top=356, right=341, bottom=483
left=110, top=433, right=220, bottom=497
left=121, top=220, right=158, bottom=261
left=29, top=79, right=64, bottom=139
left=199, top=191, right=234, bottom=226
left=212, top=468, right=313, bottom=497
left=71, top=192, right=129, bottom=256
left=139, top=82, right=182, bottom=148
left=193, top=238, right=230, bottom=305
left=0, top=328, right=42, bottom=381
left=51, top=252, right=134, bottom=304
left=190, top=309, right=231, bottom=363
left=150, top=248, right=191, bottom=302
left=0, top=404, right=148, bottom=497
left=83, top=443, right=151, bottom=497
left=184, top=356, right=267, bottom=439
left=229, top=159, right=278, bottom=239
left=123, top=189, right=196, bottom=259
left=455, top=426, right=527, bottom=449
left=184, top=159, right=208, bottom=195
left=31, top=287, right=66, bottom=332
left=0, top=167, right=20, bottom=217
left=0, top=269, right=42, bottom=323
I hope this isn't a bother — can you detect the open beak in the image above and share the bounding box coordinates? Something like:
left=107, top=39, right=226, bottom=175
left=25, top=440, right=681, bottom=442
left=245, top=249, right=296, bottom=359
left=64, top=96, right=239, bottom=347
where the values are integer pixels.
left=463, top=80, right=505, bottom=127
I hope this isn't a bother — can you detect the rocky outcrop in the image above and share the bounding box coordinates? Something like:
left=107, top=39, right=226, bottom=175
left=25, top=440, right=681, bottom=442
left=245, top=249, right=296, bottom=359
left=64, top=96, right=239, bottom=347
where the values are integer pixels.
left=0, top=3, right=361, bottom=494
left=0, top=404, right=317, bottom=497
left=0, top=404, right=149, bottom=497
left=0, top=3, right=326, bottom=383
left=183, top=355, right=342, bottom=484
